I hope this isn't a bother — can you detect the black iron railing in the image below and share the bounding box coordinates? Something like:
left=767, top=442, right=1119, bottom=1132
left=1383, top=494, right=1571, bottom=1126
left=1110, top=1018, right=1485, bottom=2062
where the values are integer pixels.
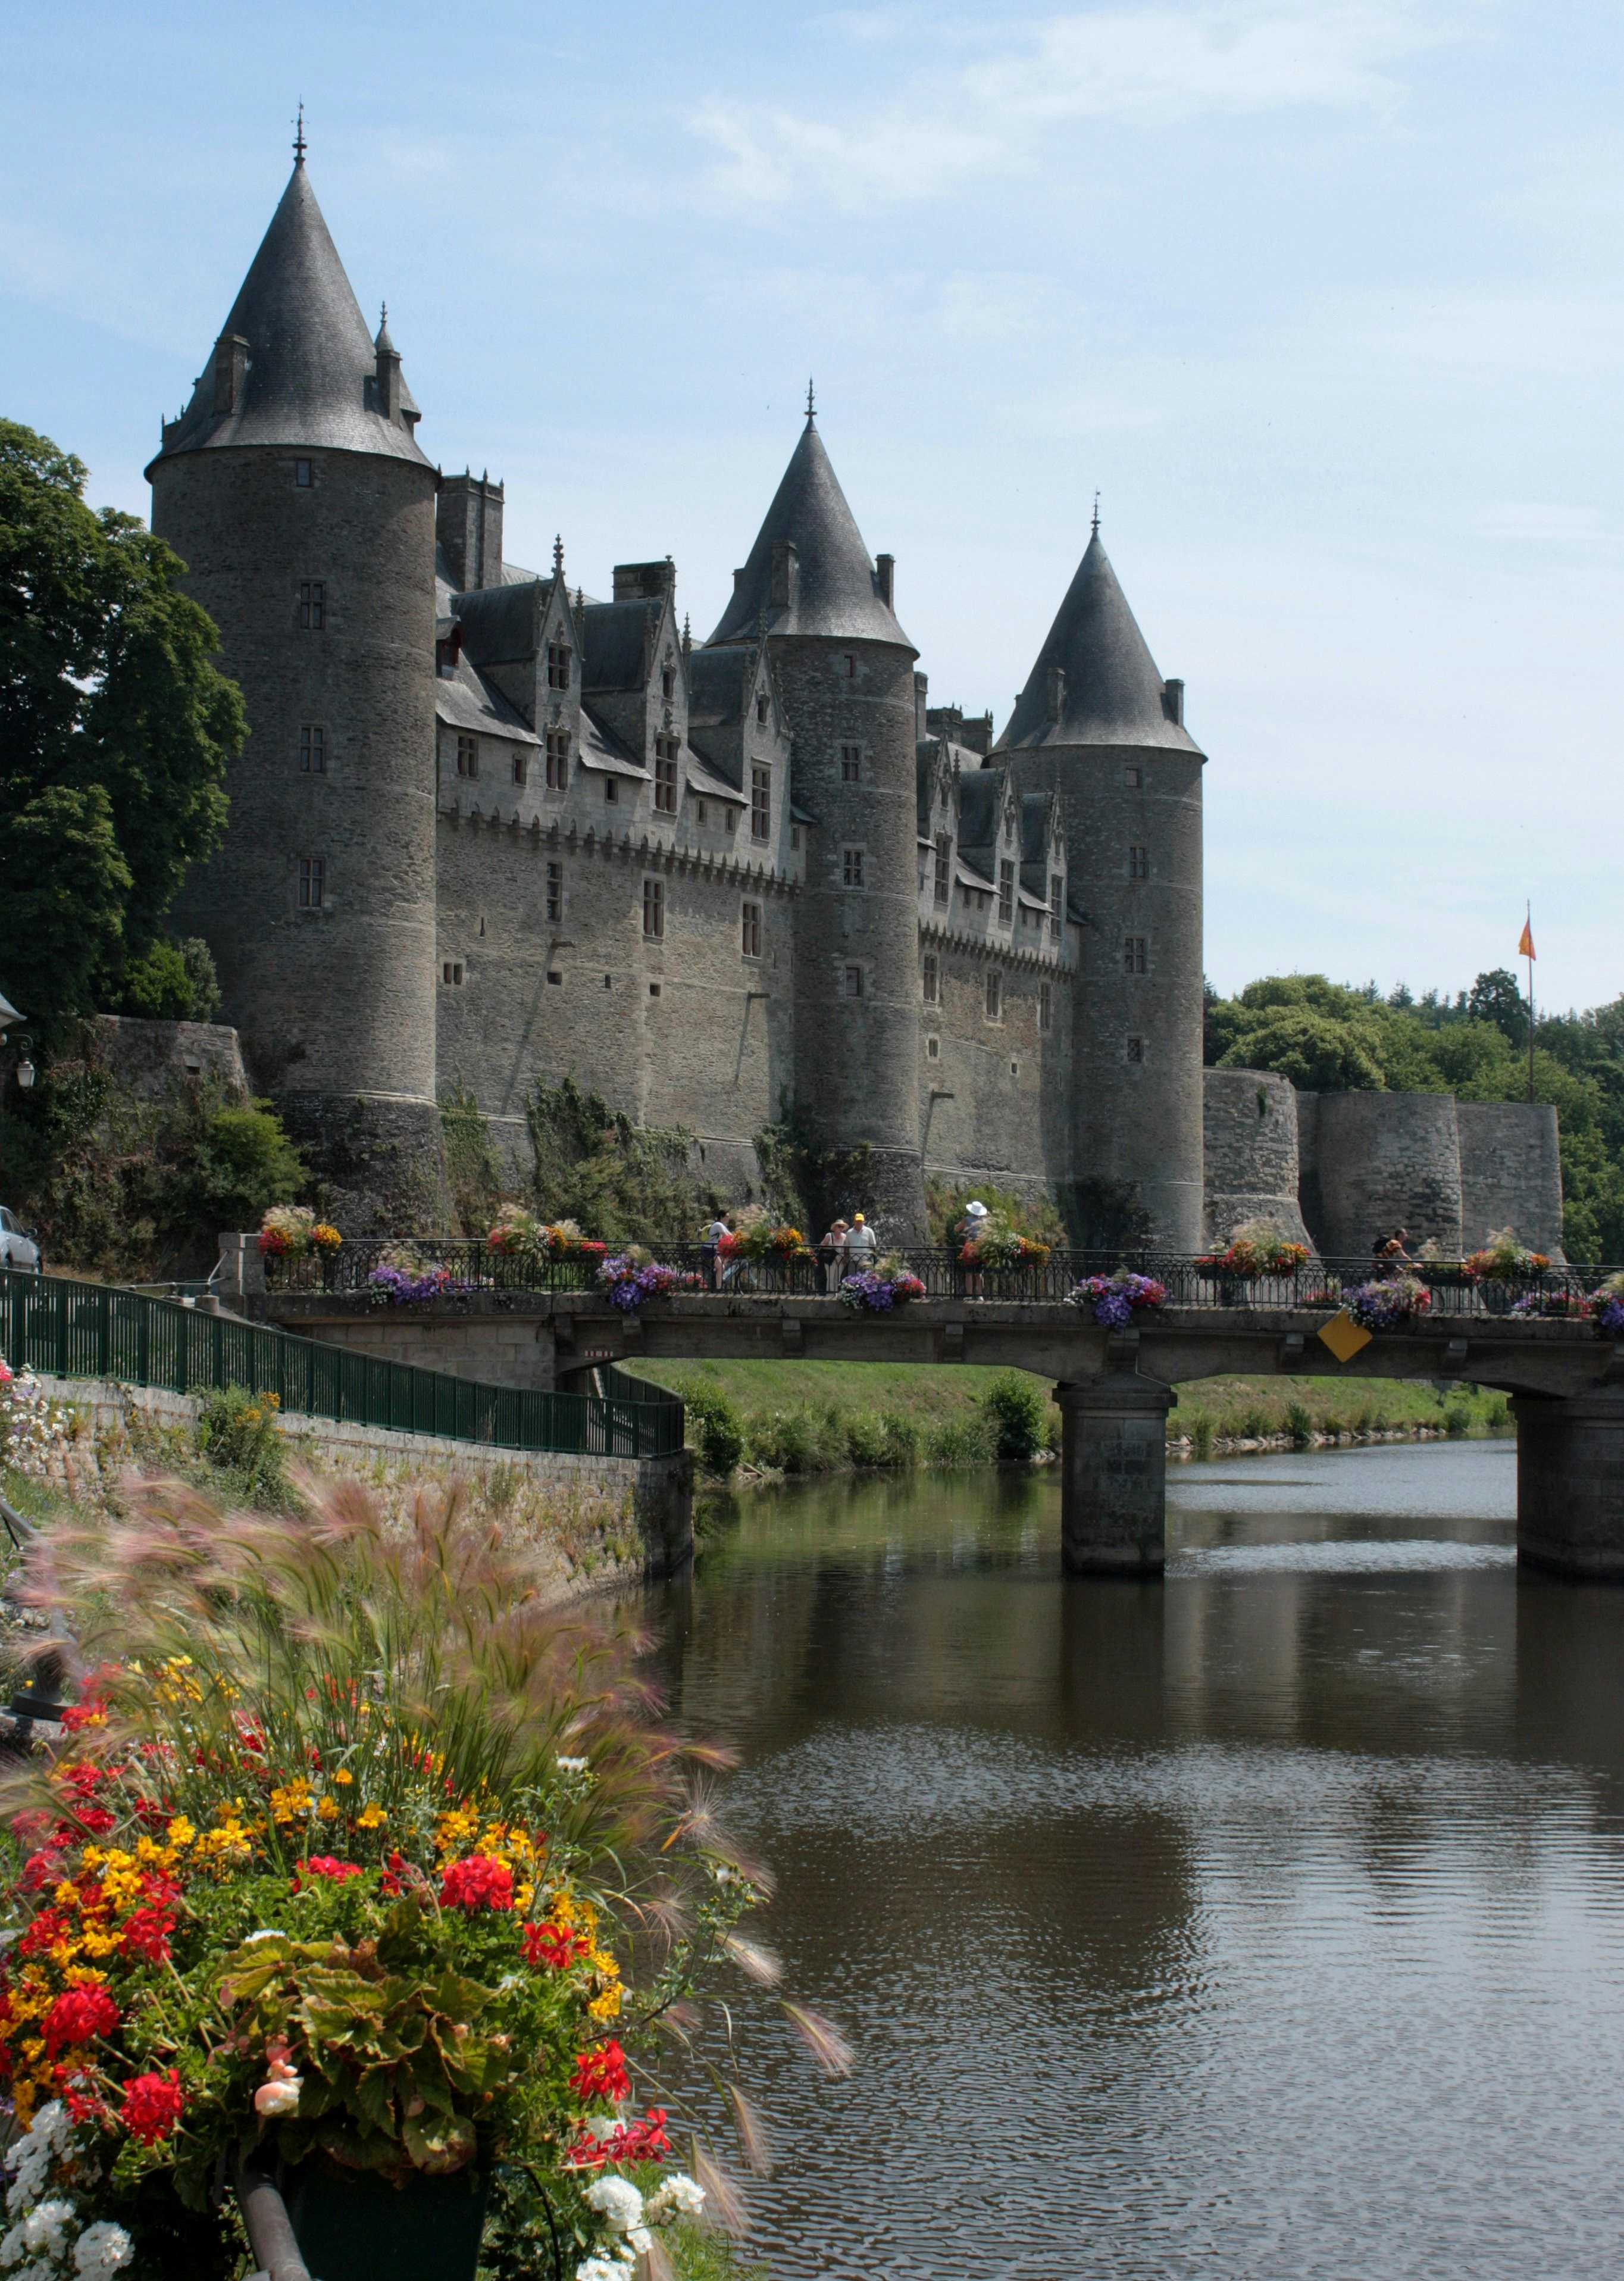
left=255, top=1241, right=1620, bottom=1322
left=0, top=1271, right=685, bottom=1458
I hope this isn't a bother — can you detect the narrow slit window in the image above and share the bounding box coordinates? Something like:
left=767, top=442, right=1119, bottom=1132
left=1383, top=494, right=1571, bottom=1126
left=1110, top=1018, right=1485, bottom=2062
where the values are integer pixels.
left=455, top=735, right=478, bottom=780
left=843, top=846, right=865, bottom=889
left=741, top=900, right=762, bottom=959
left=298, top=857, right=325, bottom=909
left=1129, top=844, right=1149, bottom=880
left=298, top=580, right=324, bottom=631
left=998, top=859, right=1014, bottom=924
left=654, top=736, right=679, bottom=814
left=751, top=765, right=771, bottom=842
left=546, top=860, right=563, bottom=923
left=934, top=837, right=951, bottom=908
left=840, top=745, right=861, bottom=782
left=299, top=724, right=324, bottom=774
left=985, top=970, right=1002, bottom=1021
left=642, top=877, right=664, bottom=940
left=545, top=729, right=570, bottom=790
left=1123, top=936, right=1148, bottom=974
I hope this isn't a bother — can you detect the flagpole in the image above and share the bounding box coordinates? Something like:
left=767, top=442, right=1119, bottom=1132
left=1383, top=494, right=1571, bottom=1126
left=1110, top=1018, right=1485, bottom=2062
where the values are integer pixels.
left=1526, top=898, right=1535, bottom=1104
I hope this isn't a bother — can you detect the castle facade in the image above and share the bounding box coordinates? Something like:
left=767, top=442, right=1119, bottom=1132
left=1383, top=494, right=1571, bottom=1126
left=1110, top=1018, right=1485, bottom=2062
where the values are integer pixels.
left=148, top=153, right=1563, bottom=1259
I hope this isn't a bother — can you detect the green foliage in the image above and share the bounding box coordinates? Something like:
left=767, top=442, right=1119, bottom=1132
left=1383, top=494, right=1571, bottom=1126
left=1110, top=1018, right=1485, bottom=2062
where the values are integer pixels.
left=981, top=1372, right=1046, bottom=1462
left=925, top=1179, right=1065, bottom=1247
left=525, top=1076, right=706, bottom=1242
left=683, top=1383, right=746, bottom=1478
left=924, top=1412, right=997, bottom=1467
left=115, top=935, right=222, bottom=1023
left=744, top=1405, right=845, bottom=1475
left=0, top=418, right=243, bottom=1017
left=192, top=1382, right=290, bottom=1507
left=0, top=1038, right=304, bottom=1277
left=440, top=1082, right=506, bottom=1234
left=1285, top=1401, right=1313, bottom=1448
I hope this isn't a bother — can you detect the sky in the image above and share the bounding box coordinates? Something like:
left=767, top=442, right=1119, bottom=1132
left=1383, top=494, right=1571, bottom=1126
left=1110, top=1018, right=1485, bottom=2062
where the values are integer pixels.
left=5, top=1, right=1622, bottom=1011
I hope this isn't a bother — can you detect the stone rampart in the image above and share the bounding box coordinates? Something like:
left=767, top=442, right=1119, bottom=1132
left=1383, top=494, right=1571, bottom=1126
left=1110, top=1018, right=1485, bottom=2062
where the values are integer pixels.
left=1298, top=1090, right=1464, bottom=1258
left=1457, top=1101, right=1566, bottom=1261
left=92, top=1017, right=250, bottom=1101
left=1201, top=1068, right=1312, bottom=1248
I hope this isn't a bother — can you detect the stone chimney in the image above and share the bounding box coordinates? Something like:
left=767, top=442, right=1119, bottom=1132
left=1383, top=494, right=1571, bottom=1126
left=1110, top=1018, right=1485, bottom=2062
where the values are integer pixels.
left=770, top=539, right=799, bottom=612
left=875, top=552, right=895, bottom=608
left=914, top=671, right=929, bottom=742
left=1046, top=665, right=1066, bottom=724
left=612, top=560, right=677, bottom=602
left=437, top=472, right=505, bottom=594
left=1163, top=677, right=1185, bottom=726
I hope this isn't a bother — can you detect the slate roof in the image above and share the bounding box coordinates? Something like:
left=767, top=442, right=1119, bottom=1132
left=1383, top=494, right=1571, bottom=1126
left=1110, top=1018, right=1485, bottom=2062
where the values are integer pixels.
left=998, top=531, right=1202, bottom=756
left=1019, top=791, right=1057, bottom=867
left=453, top=579, right=545, bottom=668
left=684, top=751, right=746, bottom=805
left=434, top=658, right=539, bottom=745
left=574, top=708, right=649, bottom=780
left=584, top=600, right=661, bottom=692
left=149, top=160, right=429, bottom=470
left=686, top=643, right=755, bottom=730
left=955, top=767, right=1008, bottom=854
left=706, top=418, right=913, bottom=650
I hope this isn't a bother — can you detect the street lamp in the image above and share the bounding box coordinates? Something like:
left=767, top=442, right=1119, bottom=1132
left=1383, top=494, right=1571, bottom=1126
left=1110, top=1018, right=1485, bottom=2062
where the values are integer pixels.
left=13, top=1037, right=34, bottom=1092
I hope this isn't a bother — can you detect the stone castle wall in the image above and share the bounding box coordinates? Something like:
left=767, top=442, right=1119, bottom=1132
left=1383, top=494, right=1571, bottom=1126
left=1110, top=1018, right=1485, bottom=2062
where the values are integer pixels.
left=918, top=930, right=1074, bottom=1205
left=1457, top=1101, right=1566, bottom=1259
left=1201, top=1068, right=1312, bottom=1247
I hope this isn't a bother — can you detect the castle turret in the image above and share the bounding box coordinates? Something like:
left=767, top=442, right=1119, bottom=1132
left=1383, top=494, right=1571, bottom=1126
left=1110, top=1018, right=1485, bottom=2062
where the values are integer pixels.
left=146, top=138, right=443, bottom=1226
left=707, top=402, right=925, bottom=1237
left=998, top=520, right=1205, bottom=1250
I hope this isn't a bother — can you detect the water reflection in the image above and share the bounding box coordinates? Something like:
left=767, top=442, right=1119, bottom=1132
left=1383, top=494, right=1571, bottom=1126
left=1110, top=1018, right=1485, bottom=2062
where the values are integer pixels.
left=650, top=1442, right=1624, bottom=2280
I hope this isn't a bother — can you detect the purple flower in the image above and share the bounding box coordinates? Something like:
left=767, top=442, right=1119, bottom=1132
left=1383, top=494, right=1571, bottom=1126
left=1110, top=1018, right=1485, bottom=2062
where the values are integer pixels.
left=1597, top=1298, right=1624, bottom=1335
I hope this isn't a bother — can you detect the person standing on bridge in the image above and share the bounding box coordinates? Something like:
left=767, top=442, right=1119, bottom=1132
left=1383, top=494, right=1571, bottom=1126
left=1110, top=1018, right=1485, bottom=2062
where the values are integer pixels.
left=844, top=1214, right=878, bottom=1279
left=818, top=1218, right=849, bottom=1295
left=702, top=1210, right=732, bottom=1292
left=958, top=1199, right=989, bottom=1300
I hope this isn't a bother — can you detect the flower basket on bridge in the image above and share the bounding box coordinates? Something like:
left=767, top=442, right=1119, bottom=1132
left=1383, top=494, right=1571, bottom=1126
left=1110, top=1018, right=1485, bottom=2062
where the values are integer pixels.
left=368, top=1245, right=477, bottom=1307
left=597, top=1249, right=703, bottom=1311
left=258, top=1207, right=342, bottom=1283
left=959, top=1221, right=1051, bottom=1276
left=486, top=1208, right=606, bottom=1286
left=1589, top=1274, right=1624, bottom=1336
left=0, top=1479, right=825, bottom=2279
left=839, top=1255, right=927, bottom=1313
left=1067, top=1270, right=1168, bottom=1327
left=1345, top=1273, right=1432, bottom=1331
left=719, top=1216, right=813, bottom=1289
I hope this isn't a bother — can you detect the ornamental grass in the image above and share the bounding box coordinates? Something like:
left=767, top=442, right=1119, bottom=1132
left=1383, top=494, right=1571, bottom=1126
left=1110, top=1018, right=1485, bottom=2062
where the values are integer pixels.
left=0, top=1479, right=844, bottom=2279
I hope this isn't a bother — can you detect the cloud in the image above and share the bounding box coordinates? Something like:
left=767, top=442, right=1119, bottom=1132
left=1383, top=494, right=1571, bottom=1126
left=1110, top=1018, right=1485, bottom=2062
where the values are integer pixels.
left=687, top=1, right=1473, bottom=210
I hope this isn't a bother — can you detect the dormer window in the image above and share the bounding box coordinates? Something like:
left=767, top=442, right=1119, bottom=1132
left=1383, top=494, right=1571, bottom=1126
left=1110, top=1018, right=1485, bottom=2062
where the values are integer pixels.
left=998, top=860, right=1014, bottom=925
left=455, top=735, right=478, bottom=780
left=545, top=729, right=570, bottom=790
left=756, top=693, right=768, bottom=726
left=653, top=735, right=679, bottom=815
left=934, top=837, right=950, bottom=908
left=662, top=665, right=676, bottom=702
left=547, top=642, right=572, bottom=690
left=1050, top=874, right=1063, bottom=942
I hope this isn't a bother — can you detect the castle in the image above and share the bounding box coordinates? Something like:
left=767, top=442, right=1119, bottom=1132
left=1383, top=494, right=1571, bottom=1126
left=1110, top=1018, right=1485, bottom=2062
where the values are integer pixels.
left=147, top=148, right=1565, bottom=1260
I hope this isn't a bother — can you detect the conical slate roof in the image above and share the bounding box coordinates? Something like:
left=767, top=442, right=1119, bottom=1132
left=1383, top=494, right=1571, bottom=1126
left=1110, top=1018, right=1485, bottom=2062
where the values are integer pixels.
left=150, top=160, right=428, bottom=469
left=999, top=530, right=1200, bottom=755
left=707, top=417, right=912, bottom=650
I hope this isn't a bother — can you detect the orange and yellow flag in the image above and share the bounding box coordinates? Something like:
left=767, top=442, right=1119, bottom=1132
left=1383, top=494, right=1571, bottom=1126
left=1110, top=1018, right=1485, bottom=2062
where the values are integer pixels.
left=1518, top=917, right=1536, bottom=960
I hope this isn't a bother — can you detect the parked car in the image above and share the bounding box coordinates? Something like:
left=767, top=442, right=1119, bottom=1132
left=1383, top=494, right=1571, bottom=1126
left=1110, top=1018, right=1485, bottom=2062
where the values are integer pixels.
left=0, top=1208, right=41, bottom=1273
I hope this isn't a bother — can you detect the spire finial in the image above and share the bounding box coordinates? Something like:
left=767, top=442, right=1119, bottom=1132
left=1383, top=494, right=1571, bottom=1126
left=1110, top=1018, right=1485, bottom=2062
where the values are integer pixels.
left=805, top=376, right=816, bottom=426
left=293, top=100, right=306, bottom=163
left=380, top=301, right=387, bottom=327
left=1091, top=489, right=1100, bottom=538
left=553, top=534, right=565, bottom=579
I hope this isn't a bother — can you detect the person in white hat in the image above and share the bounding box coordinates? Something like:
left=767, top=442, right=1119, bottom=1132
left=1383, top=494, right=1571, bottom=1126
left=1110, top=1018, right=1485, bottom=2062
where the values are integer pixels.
left=959, top=1199, right=989, bottom=1299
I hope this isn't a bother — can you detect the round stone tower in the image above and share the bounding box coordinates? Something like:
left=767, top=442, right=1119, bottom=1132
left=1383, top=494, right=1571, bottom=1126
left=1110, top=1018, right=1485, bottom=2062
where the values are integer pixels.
left=706, top=408, right=925, bottom=1239
left=997, top=520, right=1205, bottom=1252
left=147, top=146, right=443, bottom=1227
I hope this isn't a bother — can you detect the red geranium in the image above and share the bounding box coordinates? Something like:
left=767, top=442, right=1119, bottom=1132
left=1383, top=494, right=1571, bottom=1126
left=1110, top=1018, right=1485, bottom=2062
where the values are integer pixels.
left=121, top=1904, right=177, bottom=1966
left=570, top=2039, right=631, bottom=2104
left=292, top=1857, right=362, bottom=1889
left=120, top=2068, right=185, bottom=2145
left=522, top=1920, right=592, bottom=1970
left=567, top=2105, right=671, bottom=2170
left=439, top=1854, right=514, bottom=1914
left=43, top=1984, right=119, bottom=2058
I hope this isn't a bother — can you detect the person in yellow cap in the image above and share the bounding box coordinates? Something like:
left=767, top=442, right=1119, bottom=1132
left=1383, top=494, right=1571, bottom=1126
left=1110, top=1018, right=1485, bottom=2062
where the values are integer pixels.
left=844, top=1211, right=878, bottom=1274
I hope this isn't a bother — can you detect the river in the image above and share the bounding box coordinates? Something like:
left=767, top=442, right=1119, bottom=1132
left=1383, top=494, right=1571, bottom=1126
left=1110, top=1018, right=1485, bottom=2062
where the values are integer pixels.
left=648, top=1441, right=1624, bottom=2280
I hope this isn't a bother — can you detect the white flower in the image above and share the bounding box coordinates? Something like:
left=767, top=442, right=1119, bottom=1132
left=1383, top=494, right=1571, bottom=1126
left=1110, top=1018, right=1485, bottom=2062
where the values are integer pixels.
left=23, top=2202, right=73, bottom=2256
left=241, top=1929, right=283, bottom=1945
left=627, top=2226, right=653, bottom=2256
left=647, top=2172, right=706, bottom=2220
left=556, top=1755, right=589, bottom=1774
left=1, top=2219, right=31, bottom=2267
left=578, top=2113, right=624, bottom=2145
left=253, top=2076, right=302, bottom=2118
left=574, top=2261, right=627, bottom=2281
left=74, top=2225, right=133, bottom=2277
left=584, top=2174, right=643, bottom=2232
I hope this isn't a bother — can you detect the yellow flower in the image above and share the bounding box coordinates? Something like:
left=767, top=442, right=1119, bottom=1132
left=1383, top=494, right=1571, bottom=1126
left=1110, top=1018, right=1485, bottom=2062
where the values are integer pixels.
left=356, top=1804, right=387, bottom=1830
left=589, top=1949, right=621, bottom=1982
left=514, top=1883, right=534, bottom=1913
left=588, top=1985, right=624, bottom=2021
left=316, top=1797, right=339, bottom=1823
left=167, top=1817, right=196, bottom=1849
left=270, top=1782, right=313, bottom=1824
left=333, top=1769, right=354, bottom=1787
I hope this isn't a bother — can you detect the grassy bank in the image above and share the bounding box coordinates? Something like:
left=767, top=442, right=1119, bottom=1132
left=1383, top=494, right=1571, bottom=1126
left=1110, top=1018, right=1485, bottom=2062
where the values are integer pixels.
left=624, top=1360, right=1511, bottom=1476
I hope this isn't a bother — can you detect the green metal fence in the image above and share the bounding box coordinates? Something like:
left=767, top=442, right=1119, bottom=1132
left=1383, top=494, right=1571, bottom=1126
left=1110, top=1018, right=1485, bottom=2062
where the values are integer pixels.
left=0, top=1272, right=684, bottom=1461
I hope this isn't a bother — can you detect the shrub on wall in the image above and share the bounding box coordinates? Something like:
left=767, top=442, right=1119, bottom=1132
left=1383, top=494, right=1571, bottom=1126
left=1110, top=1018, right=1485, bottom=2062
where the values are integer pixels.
left=524, top=1076, right=711, bottom=1242
left=927, top=1181, right=1065, bottom=1248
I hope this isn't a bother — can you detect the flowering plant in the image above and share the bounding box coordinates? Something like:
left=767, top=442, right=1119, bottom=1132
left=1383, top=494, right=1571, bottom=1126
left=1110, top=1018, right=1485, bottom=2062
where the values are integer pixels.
left=309, top=1224, right=341, bottom=1254
left=256, top=1206, right=318, bottom=1261
left=1465, top=1227, right=1551, bottom=1280
left=1345, top=1273, right=1432, bottom=1330
left=1066, top=1270, right=1168, bottom=1327
left=0, top=1480, right=843, bottom=2277
left=959, top=1218, right=1051, bottom=1271
left=838, top=1255, right=927, bottom=1313
left=367, top=1245, right=475, bottom=1308
left=486, top=1210, right=606, bottom=1275
left=1197, top=1221, right=1310, bottom=1277
left=717, top=1211, right=809, bottom=1264
left=1589, top=1272, right=1624, bottom=1336
left=596, top=1251, right=702, bottom=1313
left=0, top=1363, right=75, bottom=1480
left=1509, top=1289, right=1590, bottom=1321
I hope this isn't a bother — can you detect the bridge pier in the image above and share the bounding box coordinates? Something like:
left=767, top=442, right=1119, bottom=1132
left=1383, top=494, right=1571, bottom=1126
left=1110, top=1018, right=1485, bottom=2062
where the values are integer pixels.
left=1515, top=1392, right=1624, bottom=1580
left=1054, top=1376, right=1175, bottom=1576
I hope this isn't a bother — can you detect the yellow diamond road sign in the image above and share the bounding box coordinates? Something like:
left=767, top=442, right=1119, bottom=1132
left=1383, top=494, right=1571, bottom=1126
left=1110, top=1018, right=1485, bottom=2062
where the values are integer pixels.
left=1318, top=1309, right=1373, bottom=1363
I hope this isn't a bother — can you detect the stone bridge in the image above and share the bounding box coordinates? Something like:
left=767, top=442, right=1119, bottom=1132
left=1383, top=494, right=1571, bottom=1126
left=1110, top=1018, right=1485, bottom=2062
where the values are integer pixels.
left=243, top=1272, right=1624, bottom=1585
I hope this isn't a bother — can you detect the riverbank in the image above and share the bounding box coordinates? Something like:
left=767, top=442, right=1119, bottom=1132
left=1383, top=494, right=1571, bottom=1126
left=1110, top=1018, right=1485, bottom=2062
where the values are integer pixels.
left=623, top=1360, right=1512, bottom=1477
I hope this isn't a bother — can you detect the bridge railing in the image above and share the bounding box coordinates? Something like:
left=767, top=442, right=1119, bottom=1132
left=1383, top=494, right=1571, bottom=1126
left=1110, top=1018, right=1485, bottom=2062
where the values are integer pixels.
left=0, top=1270, right=685, bottom=1459
left=254, top=1240, right=1619, bottom=1320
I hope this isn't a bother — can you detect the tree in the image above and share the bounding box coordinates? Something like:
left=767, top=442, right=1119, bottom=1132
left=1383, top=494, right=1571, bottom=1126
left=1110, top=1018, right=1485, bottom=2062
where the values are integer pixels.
left=1466, top=967, right=1529, bottom=1048
left=0, top=420, right=243, bottom=1015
